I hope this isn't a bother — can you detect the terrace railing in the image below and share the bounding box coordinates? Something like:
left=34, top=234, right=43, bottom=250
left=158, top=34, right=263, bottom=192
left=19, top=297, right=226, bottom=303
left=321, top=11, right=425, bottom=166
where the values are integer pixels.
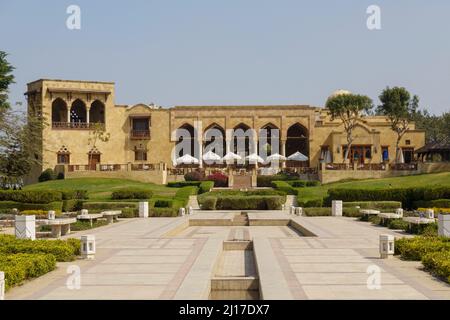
left=52, top=122, right=105, bottom=130
left=390, top=163, right=418, bottom=171
left=131, top=130, right=151, bottom=139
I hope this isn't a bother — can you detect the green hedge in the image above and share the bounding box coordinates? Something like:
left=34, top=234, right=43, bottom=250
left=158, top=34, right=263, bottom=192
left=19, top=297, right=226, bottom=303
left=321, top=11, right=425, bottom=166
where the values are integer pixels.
left=62, top=199, right=83, bottom=212
left=149, top=207, right=179, bottom=217
left=422, top=251, right=450, bottom=284
left=388, top=219, right=409, bottom=231
left=200, top=197, right=217, bottom=210
left=61, top=190, right=88, bottom=200
left=287, top=180, right=321, bottom=188
left=0, top=253, right=56, bottom=291
left=257, top=175, right=298, bottom=187
left=0, top=235, right=80, bottom=262
left=343, top=201, right=402, bottom=209
left=154, top=200, right=172, bottom=208
left=82, top=202, right=138, bottom=212
left=111, top=189, right=153, bottom=200
left=271, top=181, right=297, bottom=195
left=0, top=190, right=62, bottom=204
left=167, top=181, right=202, bottom=188
left=327, top=187, right=450, bottom=209
left=174, top=186, right=199, bottom=207
left=215, top=196, right=284, bottom=210
left=303, top=207, right=330, bottom=216
left=395, top=236, right=450, bottom=261
left=298, top=198, right=323, bottom=208
left=413, top=199, right=450, bottom=209
left=199, top=181, right=214, bottom=194
left=0, top=201, right=63, bottom=212
left=119, top=207, right=137, bottom=218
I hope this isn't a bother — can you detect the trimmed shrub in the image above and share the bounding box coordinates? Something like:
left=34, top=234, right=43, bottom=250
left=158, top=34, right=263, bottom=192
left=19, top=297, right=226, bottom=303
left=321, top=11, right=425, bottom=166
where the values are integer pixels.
left=215, top=196, right=284, bottom=210
left=343, top=207, right=362, bottom=217
left=298, top=198, right=323, bottom=208
left=56, top=172, right=65, bottom=180
left=422, top=251, right=450, bottom=283
left=119, top=207, right=137, bottom=218
left=413, top=199, right=450, bottom=209
left=62, top=199, right=83, bottom=212
left=111, top=189, right=153, bottom=200
left=82, top=202, right=138, bottom=213
left=288, top=180, right=306, bottom=188
left=206, top=172, right=228, bottom=187
left=343, top=201, right=402, bottom=210
left=306, top=181, right=321, bottom=187
left=257, top=174, right=297, bottom=187
left=304, top=207, right=330, bottom=216
left=167, top=181, right=202, bottom=188
left=61, top=190, right=88, bottom=200
left=199, top=181, right=214, bottom=194
left=184, top=171, right=205, bottom=181
left=174, top=186, right=199, bottom=206
left=395, top=236, right=450, bottom=261
left=387, top=219, right=409, bottom=230
left=271, top=181, right=296, bottom=195
left=38, top=169, right=55, bottom=182
left=200, top=197, right=217, bottom=210
left=0, top=253, right=56, bottom=290
left=71, top=220, right=108, bottom=231
left=149, top=207, right=179, bottom=217
left=154, top=200, right=171, bottom=208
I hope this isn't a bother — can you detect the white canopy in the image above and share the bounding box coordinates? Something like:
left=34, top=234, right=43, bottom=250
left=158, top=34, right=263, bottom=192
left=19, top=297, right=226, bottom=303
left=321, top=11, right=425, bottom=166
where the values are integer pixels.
left=396, top=149, right=405, bottom=164
left=245, top=153, right=265, bottom=163
left=176, top=154, right=199, bottom=165
left=222, top=152, right=242, bottom=161
left=287, top=151, right=309, bottom=161
left=265, top=153, right=287, bottom=163
left=202, top=150, right=222, bottom=162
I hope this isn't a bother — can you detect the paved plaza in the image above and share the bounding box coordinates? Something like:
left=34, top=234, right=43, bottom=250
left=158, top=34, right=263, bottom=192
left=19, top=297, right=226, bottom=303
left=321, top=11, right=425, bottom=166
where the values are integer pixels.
left=5, top=213, right=450, bottom=300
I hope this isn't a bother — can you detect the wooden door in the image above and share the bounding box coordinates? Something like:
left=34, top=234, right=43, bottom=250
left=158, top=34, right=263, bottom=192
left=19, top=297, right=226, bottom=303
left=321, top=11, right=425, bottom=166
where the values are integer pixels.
left=88, top=154, right=101, bottom=170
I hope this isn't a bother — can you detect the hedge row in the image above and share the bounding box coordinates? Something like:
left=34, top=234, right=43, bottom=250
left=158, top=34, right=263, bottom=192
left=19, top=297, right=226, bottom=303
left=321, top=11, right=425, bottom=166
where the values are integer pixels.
left=287, top=180, right=321, bottom=188
left=167, top=181, right=202, bottom=188
left=0, top=235, right=80, bottom=262
left=203, top=196, right=285, bottom=210
left=0, top=201, right=63, bottom=212
left=0, top=253, right=56, bottom=291
left=395, top=236, right=450, bottom=261
left=271, top=181, right=297, bottom=195
left=422, top=251, right=450, bottom=284
left=342, top=201, right=402, bottom=209
left=0, top=190, right=88, bottom=204
left=199, top=181, right=214, bottom=194
left=297, top=199, right=324, bottom=208
left=326, top=187, right=450, bottom=209
left=413, top=199, right=450, bottom=209
left=302, top=207, right=361, bottom=217
left=257, top=175, right=298, bottom=187
left=111, top=189, right=153, bottom=200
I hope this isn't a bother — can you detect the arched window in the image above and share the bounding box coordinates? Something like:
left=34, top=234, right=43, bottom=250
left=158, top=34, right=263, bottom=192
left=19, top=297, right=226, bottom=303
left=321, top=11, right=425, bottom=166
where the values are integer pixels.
left=286, top=123, right=309, bottom=162
left=57, top=145, right=70, bottom=164
left=89, top=100, right=105, bottom=124
left=204, top=123, right=225, bottom=158
left=260, top=123, right=280, bottom=156
left=176, top=123, right=196, bottom=158
left=233, top=123, right=252, bottom=157
left=52, top=98, right=68, bottom=123
left=70, top=99, right=87, bottom=124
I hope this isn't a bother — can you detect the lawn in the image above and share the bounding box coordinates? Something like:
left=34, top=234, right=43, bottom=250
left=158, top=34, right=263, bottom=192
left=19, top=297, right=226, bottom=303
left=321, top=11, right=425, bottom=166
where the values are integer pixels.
left=24, top=178, right=178, bottom=201
left=297, top=172, right=450, bottom=203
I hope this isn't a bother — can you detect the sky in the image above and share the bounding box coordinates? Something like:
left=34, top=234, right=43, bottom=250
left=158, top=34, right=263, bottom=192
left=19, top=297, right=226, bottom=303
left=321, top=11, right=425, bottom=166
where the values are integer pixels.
left=1, top=0, right=449, bottom=114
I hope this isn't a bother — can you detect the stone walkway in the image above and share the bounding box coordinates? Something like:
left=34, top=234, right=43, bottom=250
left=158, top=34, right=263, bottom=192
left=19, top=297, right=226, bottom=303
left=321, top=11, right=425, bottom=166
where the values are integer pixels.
left=5, top=214, right=450, bottom=300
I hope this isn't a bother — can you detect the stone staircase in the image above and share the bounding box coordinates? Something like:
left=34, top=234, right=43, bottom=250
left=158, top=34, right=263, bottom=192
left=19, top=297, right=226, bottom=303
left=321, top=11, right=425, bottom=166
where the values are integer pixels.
left=187, top=195, right=200, bottom=209
left=284, top=195, right=298, bottom=210
left=233, top=213, right=249, bottom=226
left=232, top=175, right=252, bottom=189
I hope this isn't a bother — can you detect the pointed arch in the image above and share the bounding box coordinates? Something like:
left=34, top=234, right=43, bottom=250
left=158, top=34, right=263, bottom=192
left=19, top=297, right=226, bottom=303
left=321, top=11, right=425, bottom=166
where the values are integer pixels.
left=260, top=123, right=280, bottom=156
left=204, top=123, right=225, bottom=157
left=70, top=99, right=87, bottom=123
left=90, top=100, right=105, bottom=124
left=233, top=123, right=252, bottom=157
left=286, top=123, right=309, bottom=162
left=52, top=98, right=67, bottom=123
left=175, top=123, right=196, bottom=158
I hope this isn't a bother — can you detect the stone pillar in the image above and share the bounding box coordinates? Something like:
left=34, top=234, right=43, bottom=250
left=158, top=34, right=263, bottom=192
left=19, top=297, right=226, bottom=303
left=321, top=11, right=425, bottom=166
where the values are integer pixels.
left=86, top=110, right=90, bottom=124
left=81, top=235, right=96, bottom=260
left=379, top=234, right=395, bottom=259
left=438, top=214, right=450, bottom=237
left=198, top=140, right=203, bottom=169
left=188, top=206, right=193, bottom=215
left=67, top=111, right=71, bottom=123
left=425, top=209, right=434, bottom=219
left=139, top=202, right=149, bottom=218
left=81, top=209, right=89, bottom=216
left=179, top=208, right=186, bottom=216
left=48, top=211, right=56, bottom=220
left=106, top=215, right=114, bottom=224
left=395, top=208, right=404, bottom=217
left=0, top=271, right=4, bottom=301
left=295, top=207, right=303, bottom=216
left=15, top=215, right=36, bottom=240
left=51, top=225, right=62, bottom=238
left=331, top=200, right=343, bottom=217
left=281, top=140, right=286, bottom=169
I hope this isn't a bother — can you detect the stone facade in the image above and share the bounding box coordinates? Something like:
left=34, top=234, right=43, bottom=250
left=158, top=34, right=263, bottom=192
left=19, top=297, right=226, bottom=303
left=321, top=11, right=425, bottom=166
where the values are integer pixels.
left=25, top=79, right=426, bottom=184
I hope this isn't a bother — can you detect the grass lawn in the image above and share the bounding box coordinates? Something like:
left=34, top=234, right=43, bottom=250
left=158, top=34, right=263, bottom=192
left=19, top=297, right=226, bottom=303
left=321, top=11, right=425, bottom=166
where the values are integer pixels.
left=297, top=172, right=450, bottom=203
left=24, top=178, right=178, bottom=201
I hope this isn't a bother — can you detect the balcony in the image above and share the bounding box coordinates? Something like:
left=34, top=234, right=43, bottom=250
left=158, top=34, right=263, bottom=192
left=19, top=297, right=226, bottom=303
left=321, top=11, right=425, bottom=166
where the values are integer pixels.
left=131, top=129, right=151, bottom=140
left=52, top=122, right=105, bottom=130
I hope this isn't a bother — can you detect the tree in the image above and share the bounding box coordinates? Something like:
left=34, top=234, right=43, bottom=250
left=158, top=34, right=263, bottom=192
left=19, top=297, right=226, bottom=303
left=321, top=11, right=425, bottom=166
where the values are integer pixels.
left=0, top=51, right=15, bottom=112
left=377, top=87, right=419, bottom=163
left=88, top=123, right=110, bottom=167
left=325, top=92, right=373, bottom=163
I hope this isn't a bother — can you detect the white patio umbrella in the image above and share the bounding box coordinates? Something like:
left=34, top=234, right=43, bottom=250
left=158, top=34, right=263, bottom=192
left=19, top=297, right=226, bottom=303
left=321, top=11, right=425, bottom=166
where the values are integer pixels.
left=202, top=150, right=222, bottom=162
left=176, top=154, right=199, bottom=165
left=245, top=153, right=265, bottom=164
left=222, top=152, right=242, bottom=161
left=287, top=151, right=309, bottom=162
left=265, top=153, right=287, bottom=163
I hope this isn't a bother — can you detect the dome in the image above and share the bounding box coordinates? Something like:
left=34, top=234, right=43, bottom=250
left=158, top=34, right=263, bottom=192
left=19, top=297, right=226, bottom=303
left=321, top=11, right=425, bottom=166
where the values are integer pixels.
left=329, top=89, right=352, bottom=99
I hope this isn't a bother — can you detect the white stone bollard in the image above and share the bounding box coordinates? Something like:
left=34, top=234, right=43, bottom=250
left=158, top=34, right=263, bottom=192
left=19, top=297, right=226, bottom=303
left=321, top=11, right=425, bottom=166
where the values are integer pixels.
left=47, top=210, right=56, bottom=220
left=188, top=206, right=193, bottom=215
left=332, top=200, right=343, bottom=217
left=0, top=271, right=4, bottom=300
left=15, top=215, right=36, bottom=240
left=295, top=207, right=303, bottom=216
left=438, top=214, right=450, bottom=237
left=290, top=206, right=295, bottom=215
left=425, top=209, right=434, bottom=219
left=80, top=235, right=96, bottom=260
left=179, top=207, right=186, bottom=216
left=80, top=209, right=89, bottom=216
left=139, top=202, right=149, bottom=218
left=379, top=234, right=395, bottom=259
left=281, top=204, right=285, bottom=211
left=395, top=208, right=404, bottom=217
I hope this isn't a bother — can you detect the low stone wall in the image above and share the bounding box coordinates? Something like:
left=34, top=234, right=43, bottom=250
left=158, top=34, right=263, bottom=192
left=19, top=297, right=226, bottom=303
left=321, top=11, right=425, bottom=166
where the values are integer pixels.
left=319, top=162, right=450, bottom=184
left=65, top=169, right=166, bottom=184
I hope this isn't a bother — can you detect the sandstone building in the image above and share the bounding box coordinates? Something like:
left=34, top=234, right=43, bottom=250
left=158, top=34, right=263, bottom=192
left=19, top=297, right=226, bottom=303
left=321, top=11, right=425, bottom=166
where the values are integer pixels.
left=25, top=79, right=429, bottom=185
